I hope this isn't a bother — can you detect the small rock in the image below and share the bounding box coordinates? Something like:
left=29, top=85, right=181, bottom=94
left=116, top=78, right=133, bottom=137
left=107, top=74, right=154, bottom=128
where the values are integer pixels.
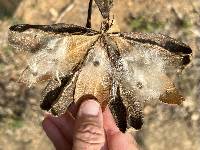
left=183, top=99, right=195, bottom=111
left=191, top=113, right=199, bottom=121
left=5, top=129, right=13, bottom=136
left=29, top=98, right=37, bottom=104
left=49, top=8, right=58, bottom=18
left=144, top=105, right=154, bottom=115
left=5, top=108, right=13, bottom=116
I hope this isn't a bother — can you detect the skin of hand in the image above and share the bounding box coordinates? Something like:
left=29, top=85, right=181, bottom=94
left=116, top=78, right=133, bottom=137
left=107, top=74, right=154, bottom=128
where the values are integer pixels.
left=42, top=99, right=139, bottom=150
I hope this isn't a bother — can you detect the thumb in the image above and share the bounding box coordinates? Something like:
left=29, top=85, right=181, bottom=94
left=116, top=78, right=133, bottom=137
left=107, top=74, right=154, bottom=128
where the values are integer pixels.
left=72, top=100, right=106, bottom=150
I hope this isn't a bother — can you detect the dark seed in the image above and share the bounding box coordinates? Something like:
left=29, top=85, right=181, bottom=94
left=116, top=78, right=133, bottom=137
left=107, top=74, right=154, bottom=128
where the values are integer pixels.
left=93, top=60, right=100, bottom=66
left=136, top=82, right=143, bottom=89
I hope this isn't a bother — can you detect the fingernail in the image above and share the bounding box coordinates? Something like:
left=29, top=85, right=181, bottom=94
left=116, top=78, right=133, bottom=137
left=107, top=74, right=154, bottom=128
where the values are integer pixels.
left=78, top=100, right=100, bottom=117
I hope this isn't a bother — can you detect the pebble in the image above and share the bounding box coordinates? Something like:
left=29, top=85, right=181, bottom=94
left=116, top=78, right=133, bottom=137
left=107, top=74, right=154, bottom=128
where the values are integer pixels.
left=5, top=129, right=13, bottom=136
left=29, top=98, right=37, bottom=104
left=144, top=105, right=154, bottom=115
left=5, top=108, right=13, bottom=116
left=191, top=113, right=199, bottom=121
left=49, top=8, right=58, bottom=18
left=183, top=99, right=195, bottom=111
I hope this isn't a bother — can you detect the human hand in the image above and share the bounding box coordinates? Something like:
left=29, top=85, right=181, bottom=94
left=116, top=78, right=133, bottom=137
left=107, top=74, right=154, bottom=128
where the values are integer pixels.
left=42, top=99, right=139, bottom=150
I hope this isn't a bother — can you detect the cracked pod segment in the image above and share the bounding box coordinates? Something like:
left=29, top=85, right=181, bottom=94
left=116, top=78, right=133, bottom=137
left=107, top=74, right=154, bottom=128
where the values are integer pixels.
left=8, top=0, right=192, bottom=132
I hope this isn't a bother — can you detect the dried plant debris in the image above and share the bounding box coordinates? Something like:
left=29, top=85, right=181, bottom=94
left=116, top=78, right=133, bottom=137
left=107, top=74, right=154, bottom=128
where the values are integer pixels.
left=8, top=0, right=192, bottom=132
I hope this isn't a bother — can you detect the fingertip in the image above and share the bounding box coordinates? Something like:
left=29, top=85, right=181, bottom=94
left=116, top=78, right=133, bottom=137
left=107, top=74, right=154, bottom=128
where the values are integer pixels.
left=49, top=112, right=75, bottom=144
left=73, top=99, right=105, bottom=149
left=103, top=106, right=120, bottom=134
left=42, top=117, right=57, bottom=136
left=68, top=102, right=78, bottom=118
left=44, top=111, right=52, bottom=117
left=102, top=108, right=139, bottom=150
left=42, top=115, right=51, bottom=130
left=42, top=117, right=71, bottom=150
left=42, top=112, right=54, bottom=128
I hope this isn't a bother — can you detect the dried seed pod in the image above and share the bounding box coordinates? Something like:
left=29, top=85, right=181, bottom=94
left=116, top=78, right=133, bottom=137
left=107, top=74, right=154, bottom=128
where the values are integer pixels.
left=8, top=0, right=192, bottom=132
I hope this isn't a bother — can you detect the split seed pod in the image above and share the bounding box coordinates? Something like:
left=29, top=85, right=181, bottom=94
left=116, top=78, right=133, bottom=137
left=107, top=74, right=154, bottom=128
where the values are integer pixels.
left=8, top=0, right=192, bottom=132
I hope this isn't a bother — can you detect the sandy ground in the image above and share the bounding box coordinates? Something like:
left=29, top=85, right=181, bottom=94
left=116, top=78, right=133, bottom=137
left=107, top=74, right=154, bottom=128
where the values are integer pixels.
left=0, top=0, right=200, bottom=149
